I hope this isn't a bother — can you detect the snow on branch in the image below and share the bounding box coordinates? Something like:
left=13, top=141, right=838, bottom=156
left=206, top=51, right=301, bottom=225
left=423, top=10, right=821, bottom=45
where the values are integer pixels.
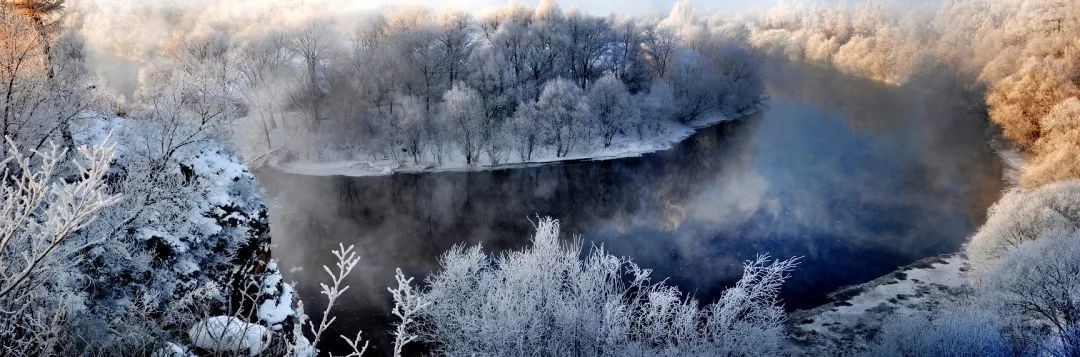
left=0, top=137, right=121, bottom=353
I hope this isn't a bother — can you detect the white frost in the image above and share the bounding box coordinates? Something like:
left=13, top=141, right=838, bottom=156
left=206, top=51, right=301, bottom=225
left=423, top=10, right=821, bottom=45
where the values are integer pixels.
left=187, top=316, right=271, bottom=356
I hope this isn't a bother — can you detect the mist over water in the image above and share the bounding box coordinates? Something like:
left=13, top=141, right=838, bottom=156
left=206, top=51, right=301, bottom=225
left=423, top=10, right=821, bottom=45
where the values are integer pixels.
left=257, top=58, right=1003, bottom=353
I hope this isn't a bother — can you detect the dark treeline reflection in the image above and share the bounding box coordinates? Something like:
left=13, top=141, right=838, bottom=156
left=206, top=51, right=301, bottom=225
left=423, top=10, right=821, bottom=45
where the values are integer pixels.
left=257, top=59, right=1003, bottom=353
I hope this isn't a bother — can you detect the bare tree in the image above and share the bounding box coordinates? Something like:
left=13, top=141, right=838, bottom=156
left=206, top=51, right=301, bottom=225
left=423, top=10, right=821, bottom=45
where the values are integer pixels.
left=642, top=24, right=678, bottom=79
left=435, top=12, right=474, bottom=86
left=0, top=6, right=47, bottom=147
left=235, top=33, right=289, bottom=160
left=288, top=22, right=332, bottom=130
left=394, top=93, right=428, bottom=164
left=563, top=13, right=612, bottom=89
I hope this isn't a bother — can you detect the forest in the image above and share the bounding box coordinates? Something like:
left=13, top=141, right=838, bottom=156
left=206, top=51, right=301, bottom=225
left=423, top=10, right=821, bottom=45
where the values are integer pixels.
left=213, top=0, right=765, bottom=172
left=74, top=0, right=767, bottom=173
left=0, top=0, right=1078, bottom=356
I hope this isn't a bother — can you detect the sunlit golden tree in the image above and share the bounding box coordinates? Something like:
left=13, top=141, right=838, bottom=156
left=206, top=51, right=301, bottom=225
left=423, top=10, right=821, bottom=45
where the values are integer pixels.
left=9, top=0, right=63, bottom=30
left=8, top=0, right=64, bottom=71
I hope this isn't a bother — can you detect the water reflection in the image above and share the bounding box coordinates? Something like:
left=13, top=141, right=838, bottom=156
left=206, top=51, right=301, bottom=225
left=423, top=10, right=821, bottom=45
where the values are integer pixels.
left=257, top=60, right=1003, bottom=352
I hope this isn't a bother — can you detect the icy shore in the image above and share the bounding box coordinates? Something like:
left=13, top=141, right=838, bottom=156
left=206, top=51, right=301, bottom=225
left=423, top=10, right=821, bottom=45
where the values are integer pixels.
left=271, top=111, right=753, bottom=177
left=787, top=254, right=972, bottom=353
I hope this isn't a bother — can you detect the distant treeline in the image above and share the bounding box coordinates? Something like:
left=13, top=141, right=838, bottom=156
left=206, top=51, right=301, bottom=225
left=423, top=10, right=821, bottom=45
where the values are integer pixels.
left=149, top=1, right=766, bottom=165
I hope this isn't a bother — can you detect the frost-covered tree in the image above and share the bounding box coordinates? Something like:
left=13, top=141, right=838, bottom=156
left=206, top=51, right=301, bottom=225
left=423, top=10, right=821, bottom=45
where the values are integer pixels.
left=984, top=227, right=1080, bottom=355
left=441, top=83, right=485, bottom=164
left=434, top=12, right=474, bottom=87
left=635, top=81, right=675, bottom=139
left=709, top=43, right=764, bottom=112
left=234, top=33, right=290, bottom=161
left=587, top=73, right=638, bottom=148
left=10, top=0, right=69, bottom=120
left=642, top=24, right=679, bottom=79
left=563, top=12, right=612, bottom=89
left=610, top=17, right=649, bottom=91
left=479, top=115, right=509, bottom=165
left=106, top=2, right=765, bottom=169
left=134, top=31, right=240, bottom=172
left=509, top=102, right=541, bottom=161
left=669, top=51, right=725, bottom=123
left=392, top=15, right=446, bottom=113
left=536, top=78, right=587, bottom=157
left=0, top=7, right=50, bottom=150
left=391, top=217, right=798, bottom=356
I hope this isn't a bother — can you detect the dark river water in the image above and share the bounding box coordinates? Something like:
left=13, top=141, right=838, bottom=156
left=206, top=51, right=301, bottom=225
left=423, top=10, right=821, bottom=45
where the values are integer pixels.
left=257, top=60, right=1004, bottom=353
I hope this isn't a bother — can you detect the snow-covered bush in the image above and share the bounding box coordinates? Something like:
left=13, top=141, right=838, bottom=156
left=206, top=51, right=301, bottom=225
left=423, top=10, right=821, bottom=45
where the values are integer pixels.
left=0, top=139, right=121, bottom=354
left=391, top=217, right=798, bottom=356
left=862, top=309, right=1011, bottom=357
left=966, top=180, right=1080, bottom=273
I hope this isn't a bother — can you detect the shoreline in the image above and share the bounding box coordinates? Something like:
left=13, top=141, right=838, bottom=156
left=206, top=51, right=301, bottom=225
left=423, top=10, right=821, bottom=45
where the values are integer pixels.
left=270, top=108, right=758, bottom=177
left=786, top=253, right=972, bottom=353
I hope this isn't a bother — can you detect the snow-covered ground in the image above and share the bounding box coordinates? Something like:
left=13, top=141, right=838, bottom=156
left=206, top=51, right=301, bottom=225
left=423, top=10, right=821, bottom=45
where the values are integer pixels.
left=272, top=112, right=749, bottom=177
left=788, top=254, right=972, bottom=354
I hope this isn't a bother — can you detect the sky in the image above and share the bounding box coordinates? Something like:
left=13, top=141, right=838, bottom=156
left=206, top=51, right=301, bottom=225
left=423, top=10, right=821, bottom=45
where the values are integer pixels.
left=300, top=0, right=783, bottom=17
left=543, top=0, right=783, bottom=16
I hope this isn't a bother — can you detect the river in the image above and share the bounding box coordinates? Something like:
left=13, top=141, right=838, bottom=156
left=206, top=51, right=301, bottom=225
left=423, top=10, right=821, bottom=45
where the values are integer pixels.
left=257, top=60, right=1004, bottom=353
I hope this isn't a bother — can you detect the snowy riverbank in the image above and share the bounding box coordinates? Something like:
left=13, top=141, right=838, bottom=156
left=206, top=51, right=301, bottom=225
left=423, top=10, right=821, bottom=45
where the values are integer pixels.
left=271, top=110, right=754, bottom=177
left=787, top=254, right=972, bottom=353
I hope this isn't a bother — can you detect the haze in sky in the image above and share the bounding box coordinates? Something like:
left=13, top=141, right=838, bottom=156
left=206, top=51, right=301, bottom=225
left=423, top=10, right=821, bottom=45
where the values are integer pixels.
left=319, top=0, right=780, bottom=16
left=549, top=0, right=783, bottom=16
